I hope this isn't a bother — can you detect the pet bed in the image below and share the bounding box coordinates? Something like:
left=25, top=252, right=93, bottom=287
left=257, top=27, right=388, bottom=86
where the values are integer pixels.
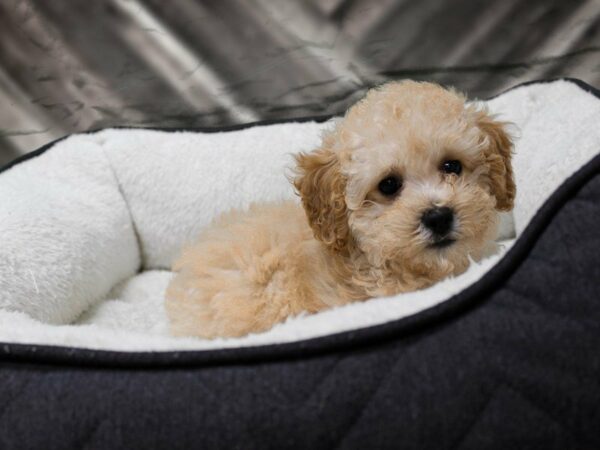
left=0, top=79, right=599, bottom=449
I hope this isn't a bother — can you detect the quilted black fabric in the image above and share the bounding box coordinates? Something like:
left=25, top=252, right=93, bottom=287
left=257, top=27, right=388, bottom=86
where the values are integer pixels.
left=1, top=80, right=599, bottom=450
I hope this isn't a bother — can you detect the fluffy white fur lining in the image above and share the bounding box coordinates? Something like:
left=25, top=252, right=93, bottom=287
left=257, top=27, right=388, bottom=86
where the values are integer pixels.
left=0, top=80, right=598, bottom=351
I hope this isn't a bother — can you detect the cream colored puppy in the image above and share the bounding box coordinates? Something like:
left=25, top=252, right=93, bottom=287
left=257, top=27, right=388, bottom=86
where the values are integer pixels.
left=166, top=80, right=515, bottom=338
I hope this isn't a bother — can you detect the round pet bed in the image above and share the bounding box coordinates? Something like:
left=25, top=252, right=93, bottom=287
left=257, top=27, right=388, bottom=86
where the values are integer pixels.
left=0, top=79, right=599, bottom=449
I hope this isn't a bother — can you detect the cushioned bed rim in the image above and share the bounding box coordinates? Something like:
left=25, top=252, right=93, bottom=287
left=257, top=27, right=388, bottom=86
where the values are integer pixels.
left=2, top=77, right=597, bottom=178
left=0, top=78, right=598, bottom=368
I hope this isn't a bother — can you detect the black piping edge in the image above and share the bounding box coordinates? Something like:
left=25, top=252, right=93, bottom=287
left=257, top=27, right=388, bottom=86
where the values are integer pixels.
left=486, top=77, right=600, bottom=100
left=0, top=77, right=598, bottom=368
left=0, top=134, right=71, bottom=175
left=2, top=77, right=598, bottom=177
left=0, top=115, right=335, bottom=176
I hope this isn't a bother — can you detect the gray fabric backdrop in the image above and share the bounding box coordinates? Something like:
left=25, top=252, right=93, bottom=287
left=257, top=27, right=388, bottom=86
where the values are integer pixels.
left=1, top=0, right=599, bottom=165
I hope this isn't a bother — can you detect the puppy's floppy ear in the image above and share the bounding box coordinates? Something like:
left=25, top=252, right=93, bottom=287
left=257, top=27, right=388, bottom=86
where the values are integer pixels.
left=293, top=145, right=350, bottom=253
left=478, top=113, right=516, bottom=211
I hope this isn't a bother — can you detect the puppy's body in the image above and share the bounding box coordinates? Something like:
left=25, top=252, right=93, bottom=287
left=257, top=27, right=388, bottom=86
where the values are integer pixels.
left=166, top=81, right=515, bottom=339
left=167, top=202, right=333, bottom=338
left=166, top=200, right=471, bottom=339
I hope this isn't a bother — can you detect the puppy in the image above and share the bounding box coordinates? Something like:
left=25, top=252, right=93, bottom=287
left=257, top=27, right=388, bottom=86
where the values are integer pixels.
left=166, top=80, right=515, bottom=339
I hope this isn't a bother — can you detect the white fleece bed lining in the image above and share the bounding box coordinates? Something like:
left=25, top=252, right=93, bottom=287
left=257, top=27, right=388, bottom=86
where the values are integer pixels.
left=0, top=80, right=599, bottom=351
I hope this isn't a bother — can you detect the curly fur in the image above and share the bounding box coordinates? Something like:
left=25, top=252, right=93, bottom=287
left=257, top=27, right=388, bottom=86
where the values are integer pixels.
left=166, top=80, right=515, bottom=338
left=293, top=143, right=351, bottom=253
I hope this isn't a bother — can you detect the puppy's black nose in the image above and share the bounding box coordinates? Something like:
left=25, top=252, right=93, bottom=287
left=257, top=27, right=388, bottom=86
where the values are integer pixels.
left=421, top=207, right=454, bottom=237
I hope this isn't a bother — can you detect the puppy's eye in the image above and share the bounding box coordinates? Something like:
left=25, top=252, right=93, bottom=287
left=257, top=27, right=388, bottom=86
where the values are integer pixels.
left=378, top=175, right=402, bottom=196
left=441, top=160, right=462, bottom=175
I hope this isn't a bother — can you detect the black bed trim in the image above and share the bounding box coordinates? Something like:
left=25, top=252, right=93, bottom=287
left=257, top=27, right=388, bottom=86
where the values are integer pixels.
left=2, top=77, right=598, bottom=177
left=0, top=78, right=599, bottom=368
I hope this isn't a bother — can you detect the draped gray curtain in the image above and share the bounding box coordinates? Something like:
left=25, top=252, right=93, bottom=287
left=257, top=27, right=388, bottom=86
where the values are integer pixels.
left=1, top=0, right=599, bottom=164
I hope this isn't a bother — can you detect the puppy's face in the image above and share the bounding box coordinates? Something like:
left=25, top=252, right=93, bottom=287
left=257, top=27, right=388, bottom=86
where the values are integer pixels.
left=295, top=81, right=515, bottom=278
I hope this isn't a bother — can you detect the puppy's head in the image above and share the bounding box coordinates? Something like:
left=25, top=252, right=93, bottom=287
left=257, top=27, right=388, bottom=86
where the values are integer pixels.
left=294, top=80, right=515, bottom=277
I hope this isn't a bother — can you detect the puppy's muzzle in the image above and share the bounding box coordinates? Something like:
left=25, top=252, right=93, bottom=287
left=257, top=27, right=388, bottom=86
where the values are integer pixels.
left=421, top=206, right=454, bottom=239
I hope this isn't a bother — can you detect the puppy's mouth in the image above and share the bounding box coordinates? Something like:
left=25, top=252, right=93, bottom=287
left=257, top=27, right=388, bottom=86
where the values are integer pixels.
left=429, top=237, right=456, bottom=249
